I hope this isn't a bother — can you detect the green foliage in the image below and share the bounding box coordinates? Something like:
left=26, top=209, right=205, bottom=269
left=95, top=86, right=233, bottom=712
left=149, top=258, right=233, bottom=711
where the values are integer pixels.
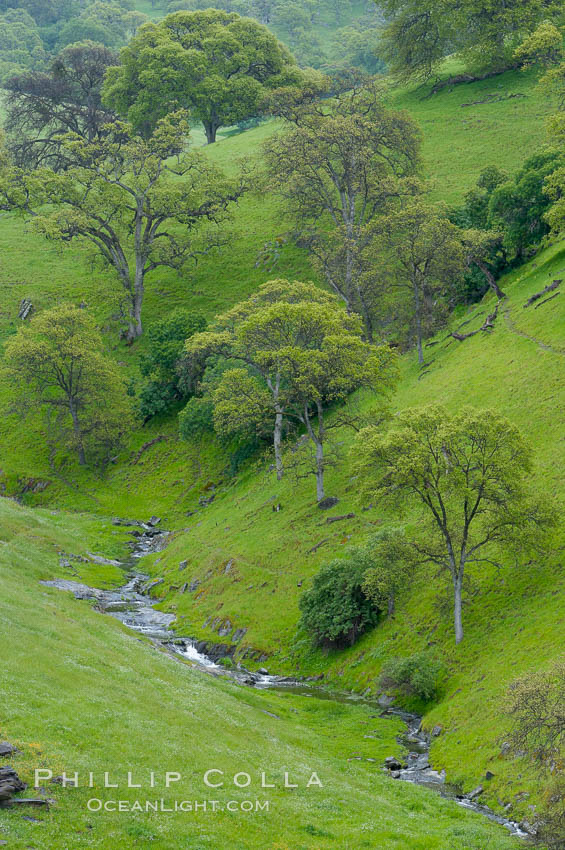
left=355, top=404, right=556, bottom=643
left=514, top=20, right=564, bottom=69
left=0, top=8, right=45, bottom=81
left=103, top=8, right=306, bottom=143
left=0, top=112, right=244, bottom=340
left=181, top=278, right=397, bottom=498
left=139, top=308, right=206, bottom=419
left=543, top=118, right=565, bottom=237
left=2, top=303, right=133, bottom=466
left=489, top=149, right=562, bottom=260
left=379, top=651, right=444, bottom=701
left=178, top=393, right=214, bottom=439
left=362, top=526, right=418, bottom=616
left=379, top=0, right=560, bottom=80
left=298, top=552, right=380, bottom=648
left=331, top=24, right=385, bottom=75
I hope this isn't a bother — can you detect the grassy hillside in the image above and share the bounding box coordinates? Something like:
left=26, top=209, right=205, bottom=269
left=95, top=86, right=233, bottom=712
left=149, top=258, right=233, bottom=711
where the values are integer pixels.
left=0, top=497, right=519, bottom=850
left=0, top=67, right=555, bottom=509
left=0, top=65, right=563, bottom=840
left=139, top=236, right=564, bottom=818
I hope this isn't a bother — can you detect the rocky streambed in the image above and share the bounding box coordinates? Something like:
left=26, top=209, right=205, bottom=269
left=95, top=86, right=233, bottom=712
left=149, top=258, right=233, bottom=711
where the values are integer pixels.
left=40, top=522, right=530, bottom=841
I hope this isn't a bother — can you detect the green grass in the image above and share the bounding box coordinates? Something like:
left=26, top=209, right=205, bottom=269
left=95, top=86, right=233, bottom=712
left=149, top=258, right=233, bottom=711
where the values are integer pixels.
left=135, top=238, right=565, bottom=825
left=0, top=497, right=519, bottom=849
left=389, top=66, right=553, bottom=205
left=0, top=64, right=564, bottom=843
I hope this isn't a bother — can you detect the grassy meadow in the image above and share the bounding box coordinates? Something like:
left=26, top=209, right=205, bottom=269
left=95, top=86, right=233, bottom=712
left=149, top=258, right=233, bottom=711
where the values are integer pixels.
left=0, top=498, right=519, bottom=850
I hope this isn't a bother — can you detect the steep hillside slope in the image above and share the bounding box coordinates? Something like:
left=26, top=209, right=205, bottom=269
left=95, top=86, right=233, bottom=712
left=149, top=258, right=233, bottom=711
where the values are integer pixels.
left=0, top=497, right=519, bottom=850
left=141, top=240, right=565, bottom=823
left=0, top=66, right=563, bottom=837
left=0, top=67, right=554, bottom=510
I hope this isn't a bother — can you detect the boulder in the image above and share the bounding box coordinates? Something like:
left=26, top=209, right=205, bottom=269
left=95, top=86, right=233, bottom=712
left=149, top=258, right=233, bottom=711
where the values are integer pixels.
left=232, top=628, right=247, bottom=643
left=317, top=496, right=339, bottom=510
left=485, top=770, right=495, bottom=781
left=18, top=299, right=33, bottom=320
left=0, top=766, right=27, bottom=806
left=385, top=757, right=403, bottom=771
left=217, top=620, right=233, bottom=638
left=0, top=743, right=18, bottom=759
left=377, top=693, right=395, bottom=708
left=188, top=579, right=200, bottom=592
left=179, top=560, right=188, bottom=571
left=431, top=725, right=443, bottom=737
left=148, top=516, right=161, bottom=526
left=86, top=553, right=122, bottom=567
left=467, top=785, right=484, bottom=800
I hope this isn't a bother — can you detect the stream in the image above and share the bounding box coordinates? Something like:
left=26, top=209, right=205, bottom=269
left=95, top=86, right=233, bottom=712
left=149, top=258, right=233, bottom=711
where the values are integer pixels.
left=41, top=523, right=530, bottom=841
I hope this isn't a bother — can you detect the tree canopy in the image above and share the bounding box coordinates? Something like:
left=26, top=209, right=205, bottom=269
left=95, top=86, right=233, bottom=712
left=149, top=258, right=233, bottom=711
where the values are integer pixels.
left=298, top=553, right=380, bottom=648
left=180, top=279, right=397, bottom=499
left=379, top=0, right=560, bottom=80
left=4, top=40, right=118, bottom=170
left=0, top=112, right=247, bottom=341
left=263, top=82, right=422, bottom=341
left=3, top=303, right=132, bottom=466
left=103, top=9, right=307, bottom=143
left=354, top=405, right=555, bottom=644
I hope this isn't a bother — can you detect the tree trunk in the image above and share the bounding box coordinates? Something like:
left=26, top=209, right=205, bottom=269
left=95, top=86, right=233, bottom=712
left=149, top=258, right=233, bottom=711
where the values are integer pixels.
left=273, top=410, right=284, bottom=481
left=413, top=279, right=424, bottom=365
left=303, top=402, right=325, bottom=502
left=315, top=439, right=325, bottom=502
left=69, top=400, right=86, bottom=466
left=387, top=594, right=395, bottom=617
left=453, top=573, right=463, bottom=644
left=126, top=243, right=145, bottom=342
left=474, top=259, right=506, bottom=300
left=204, top=121, right=219, bottom=145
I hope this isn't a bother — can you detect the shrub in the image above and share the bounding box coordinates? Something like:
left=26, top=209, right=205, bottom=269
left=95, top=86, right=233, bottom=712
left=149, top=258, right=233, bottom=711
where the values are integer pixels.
left=298, top=553, right=380, bottom=649
left=139, top=309, right=206, bottom=419
left=379, top=652, right=443, bottom=701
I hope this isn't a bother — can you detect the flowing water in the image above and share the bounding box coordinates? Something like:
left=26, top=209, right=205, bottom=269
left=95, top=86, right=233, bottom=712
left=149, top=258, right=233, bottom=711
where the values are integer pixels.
left=42, top=524, right=531, bottom=841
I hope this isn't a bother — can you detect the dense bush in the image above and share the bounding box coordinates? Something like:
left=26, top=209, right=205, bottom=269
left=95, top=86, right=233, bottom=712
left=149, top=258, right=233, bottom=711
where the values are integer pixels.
left=488, top=149, right=562, bottom=261
left=139, top=309, right=206, bottom=420
left=298, top=551, right=380, bottom=649
left=379, top=652, right=443, bottom=701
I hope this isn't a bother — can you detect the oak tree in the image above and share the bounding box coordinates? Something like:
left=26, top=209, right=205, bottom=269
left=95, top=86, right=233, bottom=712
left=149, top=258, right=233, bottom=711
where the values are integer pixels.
left=3, top=303, right=133, bottom=466
left=103, top=9, right=306, bottom=143
left=0, top=113, right=246, bottom=341
left=354, top=405, right=555, bottom=644
left=263, top=82, right=421, bottom=341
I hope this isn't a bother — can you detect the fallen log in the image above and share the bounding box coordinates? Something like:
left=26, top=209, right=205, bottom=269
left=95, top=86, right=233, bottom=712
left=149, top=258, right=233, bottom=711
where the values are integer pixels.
left=534, top=292, right=560, bottom=309
left=131, top=435, right=168, bottom=465
left=326, top=513, right=355, bottom=524
left=307, top=538, right=330, bottom=554
left=524, top=280, right=561, bottom=308
left=428, top=65, right=519, bottom=96
left=451, top=301, right=501, bottom=342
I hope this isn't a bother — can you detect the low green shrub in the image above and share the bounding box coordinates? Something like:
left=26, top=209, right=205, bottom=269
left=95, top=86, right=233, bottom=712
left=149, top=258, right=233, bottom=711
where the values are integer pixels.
left=379, top=652, right=443, bottom=701
left=298, top=553, right=380, bottom=649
